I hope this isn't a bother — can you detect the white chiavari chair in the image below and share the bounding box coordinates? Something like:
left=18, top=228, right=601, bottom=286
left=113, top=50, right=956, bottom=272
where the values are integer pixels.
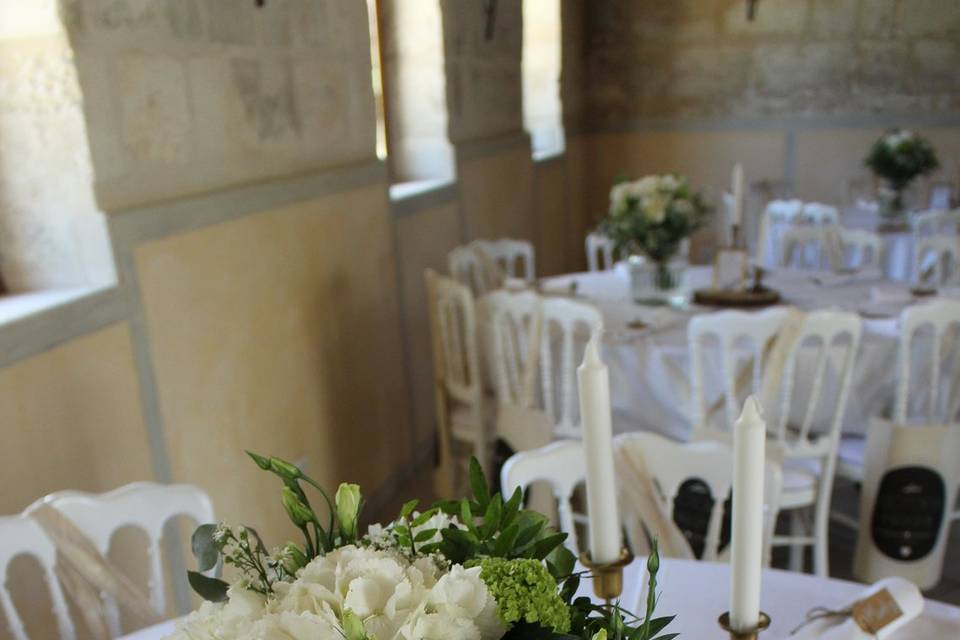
left=426, top=270, right=493, bottom=491
left=0, top=515, right=75, bottom=640
left=913, top=235, right=960, bottom=286
left=836, top=300, right=960, bottom=489
left=585, top=232, right=615, bottom=272
left=501, top=440, right=586, bottom=554
left=539, top=298, right=602, bottom=439
left=837, top=228, right=885, bottom=271
left=779, top=226, right=836, bottom=271
left=911, top=208, right=960, bottom=237
left=615, top=432, right=783, bottom=564
left=28, top=483, right=214, bottom=636
left=801, top=202, right=840, bottom=225
left=758, top=199, right=804, bottom=266
left=473, top=239, right=536, bottom=283
left=689, top=308, right=862, bottom=576
left=448, top=244, right=500, bottom=297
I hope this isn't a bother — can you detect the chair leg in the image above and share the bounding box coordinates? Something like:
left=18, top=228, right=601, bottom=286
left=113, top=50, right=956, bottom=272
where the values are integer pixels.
left=788, top=511, right=805, bottom=573
left=813, top=506, right=829, bottom=578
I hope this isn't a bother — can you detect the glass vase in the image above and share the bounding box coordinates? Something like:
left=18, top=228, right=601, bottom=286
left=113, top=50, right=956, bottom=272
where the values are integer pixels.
left=628, top=255, right=687, bottom=305
left=878, top=185, right=908, bottom=231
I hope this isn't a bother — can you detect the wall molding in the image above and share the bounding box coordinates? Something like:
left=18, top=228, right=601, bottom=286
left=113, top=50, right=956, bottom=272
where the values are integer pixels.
left=109, top=160, right=388, bottom=246
left=586, top=112, right=960, bottom=135
left=454, top=130, right=531, bottom=163
left=391, top=181, right=459, bottom=218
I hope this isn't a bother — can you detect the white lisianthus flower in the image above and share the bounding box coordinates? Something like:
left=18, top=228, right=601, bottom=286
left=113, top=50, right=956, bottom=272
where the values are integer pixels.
left=400, top=609, right=483, bottom=640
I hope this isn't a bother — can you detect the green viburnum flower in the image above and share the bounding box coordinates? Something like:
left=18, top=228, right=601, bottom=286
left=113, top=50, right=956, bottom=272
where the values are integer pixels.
left=472, top=557, right=570, bottom=633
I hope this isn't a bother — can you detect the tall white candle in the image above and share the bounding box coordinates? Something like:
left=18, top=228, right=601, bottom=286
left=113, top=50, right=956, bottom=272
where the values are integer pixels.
left=730, top=395, right=766, bottom=631
left=731, top=163, right=744, bottom=229
left=577, top=332, right=621, bottom=564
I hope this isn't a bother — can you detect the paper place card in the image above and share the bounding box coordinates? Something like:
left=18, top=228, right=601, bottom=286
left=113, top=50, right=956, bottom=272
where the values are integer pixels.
left=851, top=588, right=903, bottom=633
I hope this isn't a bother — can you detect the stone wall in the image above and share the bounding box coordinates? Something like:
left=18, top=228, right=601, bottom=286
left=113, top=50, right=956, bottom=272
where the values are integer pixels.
left=585, top=0, right=960, bottom=125
left=66, top=0, right=376, bottom=210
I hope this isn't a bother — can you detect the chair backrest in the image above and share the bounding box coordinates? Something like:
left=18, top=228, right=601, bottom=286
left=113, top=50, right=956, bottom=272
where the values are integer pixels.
left=448, top=245, right=500, bottom=296
left=539, top=297, right=603, bottom=438
left=911, top=208, right=960, bottom=237
left=758, top=199, right=804, bottom=264
left=894, top=299, right=960, bottom=425
left=500, top=440, right=586, bottom=554
left=614, top=432, right=782, bottom=563
left=913, top=235, right=960, bottom=286
left=689, top=307, right=792, bottom=434
left=31, top=482, right=214, bottom=635
left=768, top=311, right=863, bottom=460
left=425, top=270, right=481, bottom=406
left=837, top=228, right=884, bottom=271
left=473, top=239, right=535, bottom=283
left=585, top=232, right=615, bottom=272
left=779, top=226, right=837, bottom=270
left=0, top=515, right=75, bottom=640
left=482, top=289, right=542, bottom=409
left=801, top=202, right=839, bottom=225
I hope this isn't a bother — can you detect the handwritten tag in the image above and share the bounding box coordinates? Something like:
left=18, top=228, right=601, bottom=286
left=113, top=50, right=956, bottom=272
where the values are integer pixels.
left=851, top=588, right=902, bottom=633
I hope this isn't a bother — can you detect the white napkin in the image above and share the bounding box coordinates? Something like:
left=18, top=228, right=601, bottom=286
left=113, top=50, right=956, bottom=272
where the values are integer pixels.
left=791, top=577, right=923, bottom=639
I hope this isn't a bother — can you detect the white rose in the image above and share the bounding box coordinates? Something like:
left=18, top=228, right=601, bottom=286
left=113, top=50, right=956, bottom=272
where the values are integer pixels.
left=633, top=176, right=659, bottom=197
left=427, top=565, right=503, bottom=640
left=642, top=193, right=669, bottom=223
left=609, top=182, right=632, bottom=214
left=166, top=601, right=224, bottom=639
left=658, top=174, right=678, bottom=192
left=672, top=197, right=694, bottom=218
left=400, top=610, right=482, bottom=640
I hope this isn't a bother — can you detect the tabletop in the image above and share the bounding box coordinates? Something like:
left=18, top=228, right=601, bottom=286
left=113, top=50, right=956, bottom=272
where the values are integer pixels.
left=121, top=557, right=960, bottom=639
left=581, top=556, right=960, bottom=639
left=541, top=265, right=941, bottom=440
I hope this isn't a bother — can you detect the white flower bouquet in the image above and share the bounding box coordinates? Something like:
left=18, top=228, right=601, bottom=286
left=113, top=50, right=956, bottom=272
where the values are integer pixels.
left=169, top=455, right=675, bottom=640
left=602, top=175, right=710, bottom=266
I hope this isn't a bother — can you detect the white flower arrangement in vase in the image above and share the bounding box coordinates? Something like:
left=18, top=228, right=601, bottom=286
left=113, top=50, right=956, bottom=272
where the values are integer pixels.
left=168, top=454, right=674, bottom=640
left=602, top=175, right=710, bottom=304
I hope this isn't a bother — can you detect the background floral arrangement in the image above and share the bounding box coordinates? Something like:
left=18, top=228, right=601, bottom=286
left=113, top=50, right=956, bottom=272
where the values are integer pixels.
left=170, top=454, right=675, bottom=640
left=601, top=175, right=710, bottom=265
left=864, top=129, right=939, bottom=200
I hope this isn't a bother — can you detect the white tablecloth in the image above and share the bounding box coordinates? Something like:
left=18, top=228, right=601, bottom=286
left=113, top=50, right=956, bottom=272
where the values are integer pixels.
left=541, top=266, right=934, bottom=440
left=576, top=556, right=960, bottom=639
left=123, top=558, right=960, bottom=639
left=763, top=208, right=913, bottom=281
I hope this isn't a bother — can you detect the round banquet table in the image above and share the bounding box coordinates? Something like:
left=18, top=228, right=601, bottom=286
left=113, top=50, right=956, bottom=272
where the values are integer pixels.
left=120, top=557, right=960, bottom=639
left=540, top=265, right=959, bottom=441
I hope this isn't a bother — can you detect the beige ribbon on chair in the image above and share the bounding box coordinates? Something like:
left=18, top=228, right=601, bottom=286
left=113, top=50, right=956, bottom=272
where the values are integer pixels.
left=614, top=444, right=693, bottom=560
left=702, top=309, right=806, bottom=432
left=31, top=504, right=162, bottom=639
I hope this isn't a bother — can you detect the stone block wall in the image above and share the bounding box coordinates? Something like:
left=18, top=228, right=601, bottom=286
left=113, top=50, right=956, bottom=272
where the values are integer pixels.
left=585, top=0, right=960, bottom=125
left=65, top=0, right=376, bottom=210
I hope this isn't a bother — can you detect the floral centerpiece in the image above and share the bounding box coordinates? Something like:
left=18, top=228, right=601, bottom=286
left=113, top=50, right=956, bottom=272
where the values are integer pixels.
left=169, top=454, right=675, bottom=640
left=864, top=129, right=939, bottom=221
left=601, top=175, right=709, bottom=304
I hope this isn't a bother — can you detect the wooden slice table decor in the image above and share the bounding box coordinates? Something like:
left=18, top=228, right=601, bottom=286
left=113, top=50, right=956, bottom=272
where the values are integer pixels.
left=692, top=286, right=781, bottom=308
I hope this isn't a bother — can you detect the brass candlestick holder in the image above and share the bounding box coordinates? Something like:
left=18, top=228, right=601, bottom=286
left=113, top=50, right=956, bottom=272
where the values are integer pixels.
left=579, top=548, right=634, bottom=603
left=718, top=611, right=771, bottom=640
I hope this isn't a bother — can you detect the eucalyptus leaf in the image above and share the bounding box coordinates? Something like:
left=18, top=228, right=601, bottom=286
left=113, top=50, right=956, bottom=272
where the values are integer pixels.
left=400, top=499, right=419, bottom=519
left=413, top=528, right=438, bottom=543
left=190, top=524, right=220, bottom=572
left=187, top=571, right=229, bottom=602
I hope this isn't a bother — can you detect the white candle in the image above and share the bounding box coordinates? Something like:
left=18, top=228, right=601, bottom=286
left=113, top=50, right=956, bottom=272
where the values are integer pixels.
left=730, top=395, right=766, bottom=631
left=732, top=163, right=744, bottom=229
left=577, top=332, right=621, bottom=564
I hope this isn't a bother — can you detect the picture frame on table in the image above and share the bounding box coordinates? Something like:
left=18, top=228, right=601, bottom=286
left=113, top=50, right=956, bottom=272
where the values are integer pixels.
left=712, top=247, right=750, bottom=290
